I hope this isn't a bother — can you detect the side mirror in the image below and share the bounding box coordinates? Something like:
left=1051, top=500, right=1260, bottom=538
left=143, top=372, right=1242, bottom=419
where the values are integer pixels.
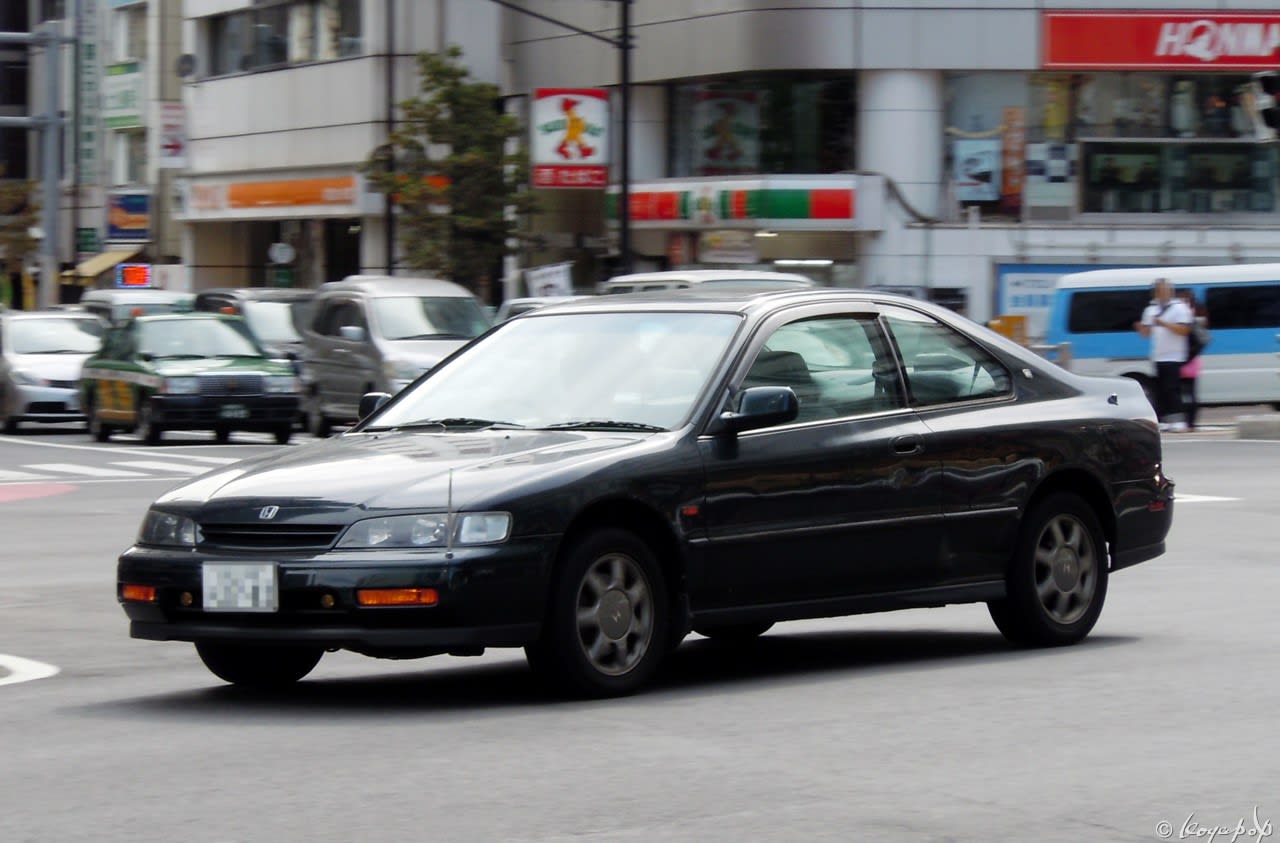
left=139, top=351, right=154, bottom=362
left=717, top=386, right=798, bottom=435
left=358, top=391, right=392, bottom=419
left=338, top=325, right=366, bottom=342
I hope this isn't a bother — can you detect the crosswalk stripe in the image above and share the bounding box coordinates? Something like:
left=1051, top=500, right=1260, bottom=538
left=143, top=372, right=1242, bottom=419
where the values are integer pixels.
left=26, top=463, right=148, bottom=478
left=0, top=469, right=46, bottom=482
left=110, top=460, right=209, bottom=474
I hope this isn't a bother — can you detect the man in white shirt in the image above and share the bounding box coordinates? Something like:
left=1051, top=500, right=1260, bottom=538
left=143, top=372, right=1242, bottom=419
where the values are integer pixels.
left=1135, top=278, right=1193, bottom=432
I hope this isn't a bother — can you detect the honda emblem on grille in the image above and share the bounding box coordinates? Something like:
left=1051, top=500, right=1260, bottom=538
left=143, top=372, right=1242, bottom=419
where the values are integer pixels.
left=259, top=505, right=279, bottom=520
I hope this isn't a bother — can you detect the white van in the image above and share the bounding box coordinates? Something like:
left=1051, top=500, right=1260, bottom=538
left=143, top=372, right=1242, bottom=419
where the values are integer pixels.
left=598, top=269, right=817, bottom=295
left=1045, top=263, right=1280, bottom=406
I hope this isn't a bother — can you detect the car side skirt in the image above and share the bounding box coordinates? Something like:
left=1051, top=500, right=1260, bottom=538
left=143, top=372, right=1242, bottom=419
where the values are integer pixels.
left=690, top=581, right=1006, bottom=627
left=1110, top=540, right=1165, bottom=572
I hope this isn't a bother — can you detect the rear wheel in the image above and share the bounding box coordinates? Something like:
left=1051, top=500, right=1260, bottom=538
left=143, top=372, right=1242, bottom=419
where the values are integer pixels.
left=135, top=398, right=162, bottom=446
left=194, top=641, right=323, bottom=687
left=88, top=409, right=111, bottom=442
left=988, top=492, right=1109, bottom=647
left=526, top=528, right=669, bottom=698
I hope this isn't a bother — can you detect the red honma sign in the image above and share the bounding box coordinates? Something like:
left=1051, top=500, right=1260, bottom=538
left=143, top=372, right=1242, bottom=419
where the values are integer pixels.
left=1044, top=12, right=1280, bottom=70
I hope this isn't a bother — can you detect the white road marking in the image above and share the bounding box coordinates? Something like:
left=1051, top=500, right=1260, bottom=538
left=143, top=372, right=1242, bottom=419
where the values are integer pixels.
left=110, top=460, right=209, bottom=474
left=0, top=653, right=60, bottom=687
left=27, top=462, right=147, bottom=478
left=169, top=455, right=240, bottom=465
left=1175, top=493, right=1239, bottom=503
left=0, top=469, right=47, bottom=482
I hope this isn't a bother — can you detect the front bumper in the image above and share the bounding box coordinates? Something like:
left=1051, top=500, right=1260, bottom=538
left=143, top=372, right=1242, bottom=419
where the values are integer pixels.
left=117, top=538, right=557, bottom=655
left=151, top=394, right=300, bottom=431
left=8, top=382, right=84, bottom=423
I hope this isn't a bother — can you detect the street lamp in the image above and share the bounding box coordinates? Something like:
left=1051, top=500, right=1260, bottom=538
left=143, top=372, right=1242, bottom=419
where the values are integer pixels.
left=488, top=0, right=634, bottom=274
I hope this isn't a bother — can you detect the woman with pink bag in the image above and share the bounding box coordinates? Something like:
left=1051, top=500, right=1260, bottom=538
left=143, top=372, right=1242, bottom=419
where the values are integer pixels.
left=1178, top=290, right=1208, bottom=432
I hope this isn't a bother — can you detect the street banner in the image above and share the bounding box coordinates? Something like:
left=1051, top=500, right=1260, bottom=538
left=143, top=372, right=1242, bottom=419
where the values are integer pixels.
left=157, top=102, right=187, bottom=169
left=525, top=261, right=574, bottom=297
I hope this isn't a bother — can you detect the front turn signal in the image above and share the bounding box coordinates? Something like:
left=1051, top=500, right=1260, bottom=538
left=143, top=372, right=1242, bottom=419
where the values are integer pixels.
left=355, top=588, right=439, bottom=607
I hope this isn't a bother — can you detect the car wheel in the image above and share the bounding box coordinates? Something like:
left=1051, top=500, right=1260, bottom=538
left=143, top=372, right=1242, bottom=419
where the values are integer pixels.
left=194, top=641, right=323, bottom=688
left=135, top=398, right=162, bottom=446
left=526, top=528, right=669, bottom=698
left=308, top=405, right=332, bottom=438
left=692, top=621, right=774, bottom=643
left=88, top=408, right=112, bottom=442
left=988, top=492, right=1109, bottom=647
left=273, top=425, right=293, bottom=445
left=214, top=427, right=231, bottom=444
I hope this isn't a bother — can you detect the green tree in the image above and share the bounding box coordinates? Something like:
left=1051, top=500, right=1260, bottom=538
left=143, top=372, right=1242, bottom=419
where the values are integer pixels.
left=0, top=179, right=38, bottom=277
left=365, top=45, right=534, bottom=291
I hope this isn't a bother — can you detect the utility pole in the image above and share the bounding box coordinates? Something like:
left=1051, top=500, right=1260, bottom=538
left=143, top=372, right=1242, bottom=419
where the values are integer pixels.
left=0, top=22, right=75, bottom=311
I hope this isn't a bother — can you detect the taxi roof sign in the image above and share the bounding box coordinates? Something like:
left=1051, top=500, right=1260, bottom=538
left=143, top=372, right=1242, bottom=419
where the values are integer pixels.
left=115, top=263, right=154, bottom=288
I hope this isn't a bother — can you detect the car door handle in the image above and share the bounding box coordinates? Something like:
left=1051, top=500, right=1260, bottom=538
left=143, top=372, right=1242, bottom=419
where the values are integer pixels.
left=891, top=434, right=923, bottom=456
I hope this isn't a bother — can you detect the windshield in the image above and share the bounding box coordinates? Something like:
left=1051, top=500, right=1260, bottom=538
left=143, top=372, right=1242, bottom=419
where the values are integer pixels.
left=368, top=311, right=742, bottom=431
left=137, top=319, right=264, bottom=359
left=371, top=296, right=491, bottom=341
left=242, top=300, right=305, bottom=345
left=8, top=318, right=104, bottom=354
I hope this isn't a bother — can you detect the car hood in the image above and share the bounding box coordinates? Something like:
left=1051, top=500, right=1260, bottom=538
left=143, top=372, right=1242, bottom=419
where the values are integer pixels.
left=11, top=353, right=94, bottom=381
left=152, top=357, right=293, bottom=377
left=157, top=429, right=652, bottom=517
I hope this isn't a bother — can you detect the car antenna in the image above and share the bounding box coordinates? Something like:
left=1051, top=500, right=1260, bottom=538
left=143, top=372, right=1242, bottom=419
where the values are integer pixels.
left=445, top=468, right=454, bottom=559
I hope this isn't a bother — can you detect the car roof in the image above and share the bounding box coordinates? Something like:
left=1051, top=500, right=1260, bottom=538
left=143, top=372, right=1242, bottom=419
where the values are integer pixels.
left=1056, top=262, right=1280, bottom=289
left=124, top=311, right=239, bottom=324
left=317, top=275, right=475, bottom=297
left=195, top=287, right=316, bottom=302
left=2, top=309, right=101, bottom=320
left=604, top=269, right=815, bottom=285
left=525, top=286, right=937, bottom=317
left=80, top=288, right=194, bottom=303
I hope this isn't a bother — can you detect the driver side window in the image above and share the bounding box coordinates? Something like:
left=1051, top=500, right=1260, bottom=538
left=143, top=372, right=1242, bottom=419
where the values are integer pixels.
left=741, top=315, right=905, bottom=425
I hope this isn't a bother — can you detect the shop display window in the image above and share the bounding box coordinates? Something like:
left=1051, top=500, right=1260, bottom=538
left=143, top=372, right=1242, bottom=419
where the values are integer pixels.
left=669, top=74, right=855, bottom=177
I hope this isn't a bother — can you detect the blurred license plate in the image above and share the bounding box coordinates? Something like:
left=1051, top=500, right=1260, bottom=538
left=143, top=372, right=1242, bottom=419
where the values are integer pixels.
left=202, top=563, right=278, bottom=612
left=219, top=404, right=249, bottom=420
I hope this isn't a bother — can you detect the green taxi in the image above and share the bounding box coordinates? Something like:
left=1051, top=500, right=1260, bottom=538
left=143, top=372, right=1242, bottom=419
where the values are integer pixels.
left=80, top=312, right=301, bottom=445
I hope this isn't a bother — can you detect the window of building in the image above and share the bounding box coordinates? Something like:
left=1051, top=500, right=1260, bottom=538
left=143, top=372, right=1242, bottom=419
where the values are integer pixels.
left=205, top=1, right=362, bottom=77
left=114, top=4, right=147, bottom=62
left=38, top=1, right=65, bottom=23
left=0, top=62, right=28, bottom=108
left=670, top=74, right=855, bottom=177
left=0, top=3, right=29, bottom=30
left=0, top=128, right=28, bottom=179
left=114, top=131, right=146, bottom=186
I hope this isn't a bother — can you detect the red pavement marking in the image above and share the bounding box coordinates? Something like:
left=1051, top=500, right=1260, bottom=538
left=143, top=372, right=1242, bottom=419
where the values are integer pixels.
left=0, top=483, right=79, bottom=503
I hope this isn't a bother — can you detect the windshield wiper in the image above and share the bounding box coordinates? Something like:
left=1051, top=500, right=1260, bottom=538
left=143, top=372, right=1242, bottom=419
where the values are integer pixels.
left=394, top=332, right=475, bottom=341
left=542, top=420, right=667, bottom=432
left=148, top=353, right=205, bottom=360
left=367, top=417, right=526, bottom=432
left=26, top=348, right=91, bottom=354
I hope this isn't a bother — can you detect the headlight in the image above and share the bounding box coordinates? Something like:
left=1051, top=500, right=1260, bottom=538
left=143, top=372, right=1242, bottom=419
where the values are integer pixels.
left=11, top=369, right=49, bottom=386
left=162, top=377, right=199, bottom=395
left=337, top=512, right=511, bottom=549
left=265, top=375, right=299, bottom=394
left=138, top=509, right=202, bottom=547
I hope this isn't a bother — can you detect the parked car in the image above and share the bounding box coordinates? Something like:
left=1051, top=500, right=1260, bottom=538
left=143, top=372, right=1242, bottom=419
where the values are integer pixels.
left=300, top=275, right=491, bottom=437
left=80, top=312, right=301, bottom=445
left=598, top=269, right=817, bottom=295
left=117, top=287, right=1172, bottom=697
left=192, top=287, right=315, bottom=366
left=79, top=288, right=195, bottom=324
left=494, top=295, right=590, bottom=322
left=0, top=310, right=105, bottom=433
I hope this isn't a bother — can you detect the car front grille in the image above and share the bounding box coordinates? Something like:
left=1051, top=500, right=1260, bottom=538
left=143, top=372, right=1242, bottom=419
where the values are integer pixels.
left=199, top=375, right=266, bottom=396
left=49, top=379, right=78, bottom=389
left=199, top=523, right=344, bottom=551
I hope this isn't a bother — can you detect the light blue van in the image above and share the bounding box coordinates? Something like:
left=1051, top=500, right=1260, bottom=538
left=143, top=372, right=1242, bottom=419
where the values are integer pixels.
left=1045, top=263, right=1280, bottom=406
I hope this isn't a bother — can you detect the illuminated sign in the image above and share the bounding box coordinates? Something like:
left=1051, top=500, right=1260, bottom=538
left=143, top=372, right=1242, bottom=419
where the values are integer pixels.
left=115, top=263, right=153, bottom=288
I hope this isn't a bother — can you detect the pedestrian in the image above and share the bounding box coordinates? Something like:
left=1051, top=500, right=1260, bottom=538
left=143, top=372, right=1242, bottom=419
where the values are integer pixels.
left=1134, top=278, right=1194, bottom=432
left=1178, top=289, right=1208, bottom=431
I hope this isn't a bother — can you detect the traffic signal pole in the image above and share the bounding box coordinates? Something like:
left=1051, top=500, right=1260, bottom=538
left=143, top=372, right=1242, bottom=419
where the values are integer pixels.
left=0, top=23, right=75, bottom=311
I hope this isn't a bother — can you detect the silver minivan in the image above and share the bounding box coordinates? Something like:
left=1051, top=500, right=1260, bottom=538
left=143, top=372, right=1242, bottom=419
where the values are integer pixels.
left=301, top=276, right=491, bottom=436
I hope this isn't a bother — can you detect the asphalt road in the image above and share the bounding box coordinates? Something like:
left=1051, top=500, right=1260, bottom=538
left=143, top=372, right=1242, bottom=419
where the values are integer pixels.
left=0, top=425, right=1277, bottom=843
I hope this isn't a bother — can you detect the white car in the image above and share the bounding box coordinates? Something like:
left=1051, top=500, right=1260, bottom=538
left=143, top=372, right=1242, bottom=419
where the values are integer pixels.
left=0, top=310, right=105, bottom=433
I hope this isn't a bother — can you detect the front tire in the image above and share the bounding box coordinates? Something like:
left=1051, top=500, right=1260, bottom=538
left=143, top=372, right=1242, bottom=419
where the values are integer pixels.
left=526, top=528, right=669, bottom=698
left=194, top=641, right=323, bottom=687
left=88, top=404, right=112, bottom=442
left=135, top=398, right=162, bottom=445
left=988, top=492, right=1109, bottom=647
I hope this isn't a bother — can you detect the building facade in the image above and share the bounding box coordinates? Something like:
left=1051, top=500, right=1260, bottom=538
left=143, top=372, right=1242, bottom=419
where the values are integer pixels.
left=175, top=0, right=502, bottom=290
left=506, top=0, right=1280, bottom=334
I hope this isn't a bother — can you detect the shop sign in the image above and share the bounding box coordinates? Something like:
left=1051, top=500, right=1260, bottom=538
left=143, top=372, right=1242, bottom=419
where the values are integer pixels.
left=693, top=89, right=760, bottom=177
left=76, top=227, right=101, bottom=257
left=531, top=89, right=609, bottom=189
left=1001, top=108, right=1026, bottom=216
left=698, top=230, right=758, bottom=264
left=953, top=138, right=1001, bottom=203
left=157, top=102, right=187, bottom=169
left=609, top=177, right=881, bottom=231
left=107, top=193, right=151, bottom=241
left=1044, top=12, right=1280, bottom=70
left=78, top=0, right=102, bottom=184
left=227, top=177, right=357, bottom=208
left=103, top=61, right=144, bottom=129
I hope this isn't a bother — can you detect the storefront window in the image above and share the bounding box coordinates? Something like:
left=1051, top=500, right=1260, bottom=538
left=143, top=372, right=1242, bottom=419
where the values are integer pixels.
left=1082, top=141, right=1274, bottom=214
left=670, top=74, right=855, bottom=177
left=945, top=73, right=1029, bottom=219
